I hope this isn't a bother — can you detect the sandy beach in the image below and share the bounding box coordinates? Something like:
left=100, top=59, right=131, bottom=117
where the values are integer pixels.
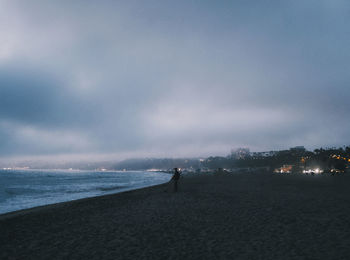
left=1, top=173, right=350, bottom=259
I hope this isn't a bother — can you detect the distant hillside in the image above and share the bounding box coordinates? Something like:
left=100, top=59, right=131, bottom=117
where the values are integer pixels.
left=111, top=158, right=202, bottom=171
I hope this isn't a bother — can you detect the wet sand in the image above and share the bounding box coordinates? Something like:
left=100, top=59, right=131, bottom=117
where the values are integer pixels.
left=1, top=173, right=350, bottom=259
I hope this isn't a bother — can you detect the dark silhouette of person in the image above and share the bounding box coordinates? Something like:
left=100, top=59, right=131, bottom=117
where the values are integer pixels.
left=171, top=168, right=181, bottom=192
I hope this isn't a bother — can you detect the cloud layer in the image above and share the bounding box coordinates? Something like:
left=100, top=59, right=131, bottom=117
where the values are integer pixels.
left=0, top=0, right=349, bottom=159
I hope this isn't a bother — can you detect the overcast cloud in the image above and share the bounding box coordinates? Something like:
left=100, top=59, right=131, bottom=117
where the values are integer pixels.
left=0, top=0, right=349, bottom=160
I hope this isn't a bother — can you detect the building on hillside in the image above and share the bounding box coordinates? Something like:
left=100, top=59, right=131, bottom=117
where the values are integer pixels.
left=251, top=151, right=277, bottom=158
left=230, top=148, right=250, bottom=159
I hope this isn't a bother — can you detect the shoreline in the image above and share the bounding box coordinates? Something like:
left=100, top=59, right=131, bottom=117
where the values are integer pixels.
left=0, top=169, right=171, bottom=216
left=0, top=182, right=168, bottom=220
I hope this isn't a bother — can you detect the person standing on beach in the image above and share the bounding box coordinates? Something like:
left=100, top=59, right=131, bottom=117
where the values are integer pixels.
left=171, top=168, right=181, bottom=192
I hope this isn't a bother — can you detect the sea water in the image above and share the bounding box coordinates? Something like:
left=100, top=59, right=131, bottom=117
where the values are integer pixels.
left=0, top=169, right=171, bottom=215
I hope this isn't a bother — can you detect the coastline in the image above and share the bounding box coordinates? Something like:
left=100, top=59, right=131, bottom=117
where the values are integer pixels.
left=0, top=169, right=171, bottom=215
left=0, top=182, right=168, bottom=221
left=2, top=173, right=350, bottom=259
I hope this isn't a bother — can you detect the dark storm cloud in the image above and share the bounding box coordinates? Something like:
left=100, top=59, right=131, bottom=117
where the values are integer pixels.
left=0, top=0, right=349, bottom=159
left=0, top=65, right=68, bottom=124
left=0, top=64, right=102, bottom=128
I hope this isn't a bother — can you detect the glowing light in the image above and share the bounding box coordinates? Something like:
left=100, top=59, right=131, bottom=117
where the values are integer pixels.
left=303, top=168, right=323, bottom=174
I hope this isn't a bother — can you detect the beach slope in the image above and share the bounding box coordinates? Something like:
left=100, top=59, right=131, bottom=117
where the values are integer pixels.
left=1, top=173, right=350, bottom=259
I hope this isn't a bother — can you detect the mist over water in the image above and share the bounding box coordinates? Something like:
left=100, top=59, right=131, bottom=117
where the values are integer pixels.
left=0, top=169, right=171, bottom=215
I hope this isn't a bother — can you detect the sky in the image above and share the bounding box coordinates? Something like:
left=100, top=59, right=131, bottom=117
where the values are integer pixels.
left=0, top=0, right=349, bottom=161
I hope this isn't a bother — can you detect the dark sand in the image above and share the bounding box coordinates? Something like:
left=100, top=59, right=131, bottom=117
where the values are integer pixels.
left=1, top=173, right=350, bottom=259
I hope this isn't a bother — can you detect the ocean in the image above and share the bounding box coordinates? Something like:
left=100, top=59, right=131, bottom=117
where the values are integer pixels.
left=0, top=169, right=171, bottom=215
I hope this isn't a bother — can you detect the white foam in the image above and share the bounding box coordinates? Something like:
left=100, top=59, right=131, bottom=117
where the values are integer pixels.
left=0, top=170, right=171, bottom=214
